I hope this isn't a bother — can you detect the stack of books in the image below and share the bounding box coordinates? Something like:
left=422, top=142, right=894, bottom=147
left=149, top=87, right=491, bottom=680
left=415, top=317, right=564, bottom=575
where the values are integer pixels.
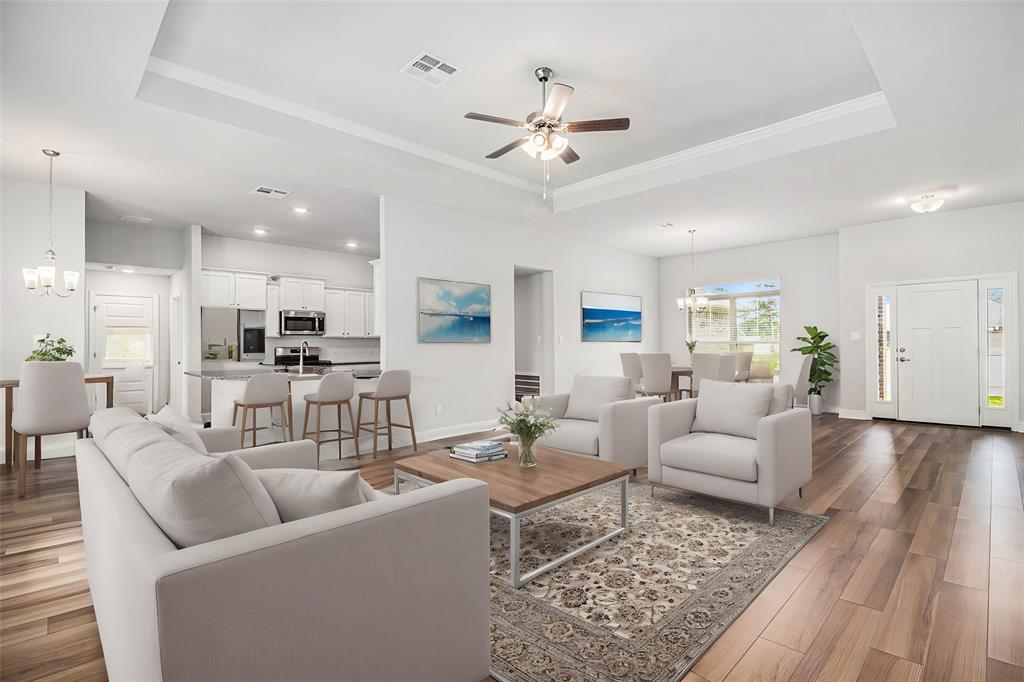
left=449, top=440, right=508, bottom=463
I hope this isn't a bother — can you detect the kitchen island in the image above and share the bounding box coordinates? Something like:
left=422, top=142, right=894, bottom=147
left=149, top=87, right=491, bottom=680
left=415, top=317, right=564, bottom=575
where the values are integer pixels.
left=184, top=365, right=380, bottom=460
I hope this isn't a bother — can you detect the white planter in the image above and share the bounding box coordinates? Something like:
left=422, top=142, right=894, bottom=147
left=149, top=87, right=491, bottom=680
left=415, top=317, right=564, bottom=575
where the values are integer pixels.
left=808, top=394, right=823, bottom=415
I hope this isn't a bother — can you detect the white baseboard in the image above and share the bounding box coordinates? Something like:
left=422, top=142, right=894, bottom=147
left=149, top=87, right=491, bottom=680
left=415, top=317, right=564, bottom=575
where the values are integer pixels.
left=376, top=418, right=502, bottom=450
left=1014, top=421, right=1024, bottom=433
left=838, top=409, right=870, bottom=421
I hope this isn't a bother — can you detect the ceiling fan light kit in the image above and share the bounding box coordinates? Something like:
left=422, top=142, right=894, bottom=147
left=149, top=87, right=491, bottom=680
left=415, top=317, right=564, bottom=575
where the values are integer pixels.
left=464, top=66, right=631, bottom=198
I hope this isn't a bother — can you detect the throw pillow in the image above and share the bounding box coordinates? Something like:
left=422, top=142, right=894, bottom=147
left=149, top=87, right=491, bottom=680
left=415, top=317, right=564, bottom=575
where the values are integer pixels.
left=147, top=404, right=208, bottom=454
left=563, top=375, right=632, bottom=422
left=255, top=469, right=375, bottom=522
left=692, top=380, right=774, bottom=439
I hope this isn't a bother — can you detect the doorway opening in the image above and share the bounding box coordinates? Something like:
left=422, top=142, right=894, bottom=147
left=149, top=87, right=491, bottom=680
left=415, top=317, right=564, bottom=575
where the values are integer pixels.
left=866, top=273, right=1018, bottom=427
left=88, top=292, right=160, bottom=414
left=513, top=266, right=555, bottom=402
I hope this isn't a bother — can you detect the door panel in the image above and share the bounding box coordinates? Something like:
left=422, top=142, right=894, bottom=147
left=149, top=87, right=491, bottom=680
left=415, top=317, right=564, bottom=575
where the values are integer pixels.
left=896, top=280, right=979, bottom=426
left=91, top=294, right=156, bottom=414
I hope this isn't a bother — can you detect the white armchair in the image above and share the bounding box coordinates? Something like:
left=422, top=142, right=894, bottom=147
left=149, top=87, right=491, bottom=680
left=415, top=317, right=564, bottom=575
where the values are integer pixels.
left=647, top=380, right=811, bottom=524
left=535, top=375, right=660, bottom=471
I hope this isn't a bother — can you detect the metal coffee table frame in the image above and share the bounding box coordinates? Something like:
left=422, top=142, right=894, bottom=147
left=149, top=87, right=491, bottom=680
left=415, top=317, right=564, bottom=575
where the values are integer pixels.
left=393, top=470, right=629, bottom=588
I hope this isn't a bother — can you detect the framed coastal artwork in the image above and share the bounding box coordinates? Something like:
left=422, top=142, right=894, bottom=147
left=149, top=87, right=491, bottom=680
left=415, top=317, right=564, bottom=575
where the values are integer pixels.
left=417, top=277, right=492, bottom=343
left=580, top=291, right=642, bottom=342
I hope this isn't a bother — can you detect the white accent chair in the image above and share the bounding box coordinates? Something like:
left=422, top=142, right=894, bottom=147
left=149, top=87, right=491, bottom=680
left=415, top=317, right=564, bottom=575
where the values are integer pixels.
left=11, top=361, right=91, bottom=498
left=733, top=351, right=754, bottom=382
left=639, top=352, right=675, bottom=401
left=780, top=354, right=814, bottom=407
left=535, top=375, right=660, bottom=471
left=647, top=380, right=811, bottom=524
left=620, top=352, right=643, bottom=395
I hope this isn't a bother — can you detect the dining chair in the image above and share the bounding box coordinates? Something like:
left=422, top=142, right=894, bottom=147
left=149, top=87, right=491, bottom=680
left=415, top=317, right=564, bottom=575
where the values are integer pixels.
left=733, top=351, right=753, bottom=382
left=779, top=354, right=814, bottom=407
left=684, top=353, right=722, bottom=398
left=12, top=361, right=91, bottom=498
left=639, top=353, right=675, bottom=401
left=357, top=369, right=417, bottom=456
left=620, top=353, right=643, bottom=395
left=232, top=373, right=293, bottom=448
left=718, top=354, right=737, bottom=382
left=302, top=371, right=358, bottom=460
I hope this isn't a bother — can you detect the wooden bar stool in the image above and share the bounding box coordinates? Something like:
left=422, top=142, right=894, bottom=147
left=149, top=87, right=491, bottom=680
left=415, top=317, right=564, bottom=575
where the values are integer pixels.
left=232, top=373, right=293, bottom=448
left=302, top=371, right=359, bottom=460
left=357, top=369, right=417, bottom=456
left=12, top=361, right=91, bottom=498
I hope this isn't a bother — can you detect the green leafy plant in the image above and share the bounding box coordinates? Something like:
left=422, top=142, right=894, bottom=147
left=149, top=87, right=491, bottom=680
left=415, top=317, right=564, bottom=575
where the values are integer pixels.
left=498, top=399, right=558, bottom=444
left=25, top=334, right=75, bottom=362
left=791, top=326, right=838, bottom=395
left=685, top=340, right=699, bottom=353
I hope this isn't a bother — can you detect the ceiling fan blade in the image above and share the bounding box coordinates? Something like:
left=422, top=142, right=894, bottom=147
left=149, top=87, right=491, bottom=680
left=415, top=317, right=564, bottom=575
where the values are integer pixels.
left=560, top=146, right=580, bottom=164
left=465, top=112, right=525, bottom=128
left=542, top=83, right=574, bottom=120
left=564, top=118, right=631, bottom=133
left=486, top=137, right=529, bottom=159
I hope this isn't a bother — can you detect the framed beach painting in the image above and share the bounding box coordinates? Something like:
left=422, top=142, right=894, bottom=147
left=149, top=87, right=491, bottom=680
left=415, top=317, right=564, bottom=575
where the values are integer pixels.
left=417, top=277, right=492, bottom=343
left=581, top=291, right=642, bottom=342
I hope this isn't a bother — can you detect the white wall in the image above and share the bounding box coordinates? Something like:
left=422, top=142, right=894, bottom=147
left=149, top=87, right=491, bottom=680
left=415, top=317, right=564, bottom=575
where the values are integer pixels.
left=86, top=269, right=171, bottom=408
left=659, top=233, right=841, bottom=411
left=202, top=235, right=373, bottom=289
left=85, top=221, right=184, bottom=270
left=381, top=196, right=660, bottom=443
left=176, top=226, right=204, bottom=422
left=1, top=178, right=86, bottom=459
left=837, top=201, right=1023, bottom=418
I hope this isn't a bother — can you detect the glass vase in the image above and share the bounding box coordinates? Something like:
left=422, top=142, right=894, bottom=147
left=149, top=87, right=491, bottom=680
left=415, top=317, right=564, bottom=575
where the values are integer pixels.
left=517, top=437, right=537, bottom=468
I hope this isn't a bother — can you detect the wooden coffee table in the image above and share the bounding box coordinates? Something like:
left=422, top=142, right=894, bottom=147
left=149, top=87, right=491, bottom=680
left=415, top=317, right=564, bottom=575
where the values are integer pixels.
left=394, top=445, right=630, bottom=588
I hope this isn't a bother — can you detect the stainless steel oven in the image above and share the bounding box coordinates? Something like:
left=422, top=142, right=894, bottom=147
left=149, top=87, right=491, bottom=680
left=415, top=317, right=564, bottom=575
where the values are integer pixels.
left=280, top=310, right=325, bottom=336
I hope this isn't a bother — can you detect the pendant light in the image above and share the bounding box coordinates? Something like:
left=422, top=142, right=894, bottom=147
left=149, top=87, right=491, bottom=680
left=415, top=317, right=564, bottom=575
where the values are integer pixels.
left=676, top=229, right=708, bottom=313
left=22, top=149, right=79, bottom=297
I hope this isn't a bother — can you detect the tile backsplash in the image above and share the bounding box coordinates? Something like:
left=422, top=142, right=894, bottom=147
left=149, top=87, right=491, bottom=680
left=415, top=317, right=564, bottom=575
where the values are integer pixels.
left=265, top=337, right=380, bottom=364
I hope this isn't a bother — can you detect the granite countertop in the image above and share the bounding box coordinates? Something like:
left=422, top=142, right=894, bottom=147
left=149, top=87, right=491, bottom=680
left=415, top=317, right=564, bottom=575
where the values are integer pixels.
left=185, top=366, right=381, bottom=381
left=257, top=360, right=380, bottom=367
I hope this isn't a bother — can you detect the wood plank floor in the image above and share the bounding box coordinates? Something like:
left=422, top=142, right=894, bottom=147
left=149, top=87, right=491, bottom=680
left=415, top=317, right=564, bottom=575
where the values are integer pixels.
left=2, top=416, right=1022, bottom=682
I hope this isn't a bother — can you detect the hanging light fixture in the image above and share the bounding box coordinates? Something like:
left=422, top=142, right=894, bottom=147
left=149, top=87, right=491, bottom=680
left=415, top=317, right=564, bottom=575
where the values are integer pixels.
left=676, top=229, right=708, bottom=314
left=23, top=149, right=79, bottom=297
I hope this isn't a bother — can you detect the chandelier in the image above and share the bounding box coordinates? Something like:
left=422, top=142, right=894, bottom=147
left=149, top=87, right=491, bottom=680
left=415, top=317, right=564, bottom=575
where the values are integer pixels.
left=22, top=149, right=79, bottom=297
left=676, top=229, right=708, bottom=314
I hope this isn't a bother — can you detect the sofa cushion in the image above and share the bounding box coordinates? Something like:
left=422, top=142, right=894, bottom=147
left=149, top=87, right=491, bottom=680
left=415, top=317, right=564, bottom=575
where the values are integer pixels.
left=101, top=421, right=180, bottom=479
left=89, top=407, right=145, bottom=446
left=147, top=405, right=208, bottom=454
left=126, top=444, right=281, bottom=548
left=537, top=419, right=600, bottom=456
left=768, top=383, right=794, bottom=415
left=692, top=380, right=774, bottom=439
left=255, top=469, right=375, bottom=522
left=661, top=432, right=758, bottom=482
left=563, top=375, right=631, bottom=422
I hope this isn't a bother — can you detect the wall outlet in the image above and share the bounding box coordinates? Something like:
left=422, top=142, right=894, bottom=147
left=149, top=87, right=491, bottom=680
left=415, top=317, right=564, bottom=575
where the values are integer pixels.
left=536, top=335, right=543, bottom=344
left=435, top=404, right=444, bottom=416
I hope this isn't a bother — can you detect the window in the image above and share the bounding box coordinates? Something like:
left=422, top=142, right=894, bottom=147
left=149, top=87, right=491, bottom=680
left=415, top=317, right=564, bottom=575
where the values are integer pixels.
left=687, top=279, right=780, bottom=380
left=875, top=294, right=893, bottom=401
left=104, top=327, right=152, bottom=360
left=987, top=288, right=1005, bottom=408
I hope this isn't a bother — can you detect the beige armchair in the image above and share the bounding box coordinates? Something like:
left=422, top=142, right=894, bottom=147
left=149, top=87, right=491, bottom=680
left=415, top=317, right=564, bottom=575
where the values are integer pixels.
left=535, top=375, right=660, bottom=471
left=647, top=380, right=811, bottom=524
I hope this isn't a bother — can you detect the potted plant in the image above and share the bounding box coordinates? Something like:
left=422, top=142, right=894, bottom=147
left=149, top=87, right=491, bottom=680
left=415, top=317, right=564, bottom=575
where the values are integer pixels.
left=497, top=399, right=558, bottom=468
left=685, top=339, right=698, bottom=354
left=25, top=334, right=75, bottom=361
left=791, top=325, right=838, bottom=415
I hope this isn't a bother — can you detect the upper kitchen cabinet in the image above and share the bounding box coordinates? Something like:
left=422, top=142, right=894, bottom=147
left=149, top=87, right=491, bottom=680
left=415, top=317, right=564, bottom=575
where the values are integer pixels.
left=274, top=276, right=327, bottom=311
left=201, top=269, right=268, bottom=309
left=323, top=287, right=373, bottom=337
left=266, top=283, right=281, bottom=337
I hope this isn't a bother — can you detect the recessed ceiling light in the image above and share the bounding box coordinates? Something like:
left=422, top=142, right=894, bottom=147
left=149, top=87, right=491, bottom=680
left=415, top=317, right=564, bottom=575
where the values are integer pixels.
left=910, top=194, right=944, bottom=213
left=119, top=214, right=152, bottom=224
left=655, top=222, right=675, bottom=229
left=292, top=207, right=308, bottom=214
left=345, top=241, right=358, bottom=248
left=122, top=268, right=136, bottom=274
left=253, top=227, right=268, bottom=235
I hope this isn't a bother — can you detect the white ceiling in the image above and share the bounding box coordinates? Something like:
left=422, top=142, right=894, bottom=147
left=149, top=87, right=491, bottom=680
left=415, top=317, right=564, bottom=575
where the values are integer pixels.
left=1, top=1, right=1021, bottom=260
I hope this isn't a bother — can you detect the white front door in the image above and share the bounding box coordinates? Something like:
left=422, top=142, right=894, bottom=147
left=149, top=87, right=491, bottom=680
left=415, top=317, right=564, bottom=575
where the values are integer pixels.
left=90, top=293, right=157, bottom=414
left=896, top=280, right=979, bottom=426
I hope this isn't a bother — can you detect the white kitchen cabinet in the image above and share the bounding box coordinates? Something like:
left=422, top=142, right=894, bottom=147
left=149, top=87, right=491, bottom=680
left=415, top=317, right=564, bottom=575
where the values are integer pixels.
left=323, top=288, right=346, bottom=337
left=201, top=270, right=235, bottom=308
left=266, top=284, right=281, bottom=337
left=304, top=281, right=325, bottom=311
left=365, top=293, right=376, bottom=336
left=234, top=273, right=268, bottom=310
left=344, top=290, right=366, bottom=337
left=279, top=279, right=306, bottom=311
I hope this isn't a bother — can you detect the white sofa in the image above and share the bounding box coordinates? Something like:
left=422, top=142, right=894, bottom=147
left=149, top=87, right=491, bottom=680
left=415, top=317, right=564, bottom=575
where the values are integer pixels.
left=647, top=380, right=811, bottom=524
left=76, top=408, right=491, bottom=682
left=536, top=375, right=660, bottom=470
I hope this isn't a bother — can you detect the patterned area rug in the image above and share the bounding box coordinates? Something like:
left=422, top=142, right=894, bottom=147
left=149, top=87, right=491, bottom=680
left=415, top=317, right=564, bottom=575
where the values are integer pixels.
left=485, top=483, right=826, bottom=682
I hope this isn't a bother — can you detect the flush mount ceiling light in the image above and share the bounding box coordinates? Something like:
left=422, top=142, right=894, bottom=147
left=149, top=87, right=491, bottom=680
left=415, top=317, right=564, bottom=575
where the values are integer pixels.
left=655, top=222, right=675, bottom=229
left=22, top=149, right=80, bottom=297
left=910, top=193, right=944, bottom=213
left=253, top=227, right=268, bottom=235
left=292, top=207, right=308, bottom=214
left=122, top=268, right=136, bottom=274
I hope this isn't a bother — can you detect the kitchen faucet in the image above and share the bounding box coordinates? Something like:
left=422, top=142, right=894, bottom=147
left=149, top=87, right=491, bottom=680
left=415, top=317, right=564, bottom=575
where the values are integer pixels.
left=299, top=341, right=309, bottom=375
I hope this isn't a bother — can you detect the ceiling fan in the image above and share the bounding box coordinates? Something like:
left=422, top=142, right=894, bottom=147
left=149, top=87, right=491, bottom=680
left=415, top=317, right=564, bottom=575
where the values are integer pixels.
left=464, top=66, right=630, bottom=198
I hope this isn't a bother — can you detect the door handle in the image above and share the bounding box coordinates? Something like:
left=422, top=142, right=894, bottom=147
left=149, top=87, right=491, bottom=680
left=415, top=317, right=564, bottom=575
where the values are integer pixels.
left=897, top=347, right=906, bottom=353
left=898, top=357, right=911, bottom=363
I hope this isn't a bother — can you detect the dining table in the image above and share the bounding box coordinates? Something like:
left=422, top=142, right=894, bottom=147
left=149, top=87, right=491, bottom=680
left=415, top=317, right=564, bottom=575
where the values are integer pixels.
left=1, top=374, right=114, bottom=473
left=670, top=364, right=693, bottom=399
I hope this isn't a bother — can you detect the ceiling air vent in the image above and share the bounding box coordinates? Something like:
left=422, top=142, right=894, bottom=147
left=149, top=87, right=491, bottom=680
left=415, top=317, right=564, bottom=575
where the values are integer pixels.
left=250, top=185, right=291, bottom=199
left=401, top=52, right=459, bottom=87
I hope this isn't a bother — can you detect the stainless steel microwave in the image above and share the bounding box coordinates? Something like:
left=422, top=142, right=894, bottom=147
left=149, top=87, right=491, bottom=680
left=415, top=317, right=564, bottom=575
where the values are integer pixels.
left=280, top=310, right=325, bottom=336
